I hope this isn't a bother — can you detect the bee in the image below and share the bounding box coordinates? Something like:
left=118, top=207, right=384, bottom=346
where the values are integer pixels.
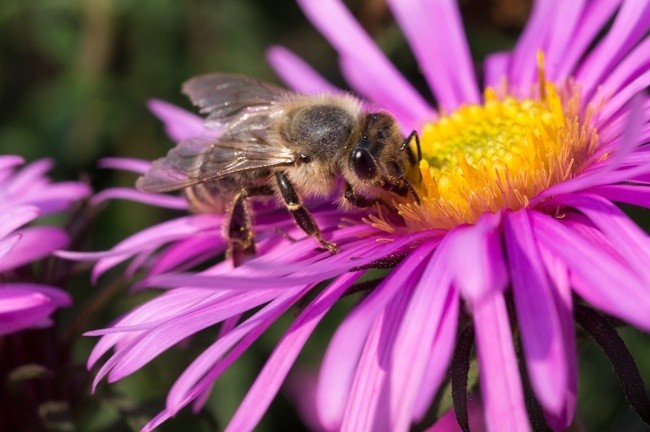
left=137, top=73, right=421, bottom=265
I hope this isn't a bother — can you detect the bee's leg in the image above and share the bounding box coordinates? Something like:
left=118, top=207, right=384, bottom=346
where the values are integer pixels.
left=275, top=171, right=339, bottom=254
left=383, top=163, right=421, bottom=205
left=344, top=182, right=387, bottom=208
left=227, top=185, right=275, bottom=266
left=400, top=176, right=421, bottom=205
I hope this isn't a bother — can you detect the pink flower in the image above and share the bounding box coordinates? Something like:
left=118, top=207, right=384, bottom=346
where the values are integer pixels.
left=425, top=398, right=486, bottom=432
left=0, top=156, right=90, bottom=335
left=68, top=1, right=650, bottom=431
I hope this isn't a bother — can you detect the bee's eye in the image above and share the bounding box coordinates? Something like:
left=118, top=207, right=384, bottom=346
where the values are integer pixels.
left=350, top=148, right=376, bottom=180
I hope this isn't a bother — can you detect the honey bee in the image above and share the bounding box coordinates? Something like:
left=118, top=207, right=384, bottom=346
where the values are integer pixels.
left=137, top=73, right=421, bottom=265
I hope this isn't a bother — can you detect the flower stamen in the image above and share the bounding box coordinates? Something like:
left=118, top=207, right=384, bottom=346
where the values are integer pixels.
left=393, top=61, right=599, bottom=232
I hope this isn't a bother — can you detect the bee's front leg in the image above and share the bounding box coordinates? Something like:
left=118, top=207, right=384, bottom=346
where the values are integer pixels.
left=344, top=182, right=388, bottom=209
left=383, top=164, right=421, bottom=205
left=227, top=185, right=274, bottom=266
left=275, top=171, right=339, bottom=254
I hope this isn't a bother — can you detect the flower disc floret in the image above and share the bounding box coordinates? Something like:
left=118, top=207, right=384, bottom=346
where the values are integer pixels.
left=400, top=81, right=598, bottom=231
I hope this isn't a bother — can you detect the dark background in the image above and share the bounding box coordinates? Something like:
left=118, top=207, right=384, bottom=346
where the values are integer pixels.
left=1, top=0, right=649, bottom=430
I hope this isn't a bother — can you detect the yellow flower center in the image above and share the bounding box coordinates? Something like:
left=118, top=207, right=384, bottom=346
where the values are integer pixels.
left=390, top=58, right=598, bottom=232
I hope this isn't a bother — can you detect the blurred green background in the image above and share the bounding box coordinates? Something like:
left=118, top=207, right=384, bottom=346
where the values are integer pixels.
left=1, top=0, right=649, bottom=431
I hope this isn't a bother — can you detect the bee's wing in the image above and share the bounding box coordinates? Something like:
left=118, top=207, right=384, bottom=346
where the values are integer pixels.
left=182, top=73, right=291, bottom=130
left=138, top=74, right=297, bottom=193
left=136, top=136, right=296, bottom=193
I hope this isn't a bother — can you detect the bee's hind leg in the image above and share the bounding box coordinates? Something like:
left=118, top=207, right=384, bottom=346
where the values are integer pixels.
left=275, top=171, right=339, bottom=254
left=227, top=185, right=274, bottom=266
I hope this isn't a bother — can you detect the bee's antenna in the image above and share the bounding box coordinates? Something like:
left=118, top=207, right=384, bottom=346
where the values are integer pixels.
left=401, top=130, right=422, bottom=162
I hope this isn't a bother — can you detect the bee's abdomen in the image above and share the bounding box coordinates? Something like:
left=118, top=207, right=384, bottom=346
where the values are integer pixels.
left=185, top=182, right=235, bottom=214
left=185, top=172, right=271, bottom=214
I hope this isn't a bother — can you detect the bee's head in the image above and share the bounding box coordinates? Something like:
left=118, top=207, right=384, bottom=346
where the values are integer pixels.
left=346, top=113, right=421, bottom=202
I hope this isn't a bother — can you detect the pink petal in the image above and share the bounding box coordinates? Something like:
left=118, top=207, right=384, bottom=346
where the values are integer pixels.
left=389, top=235, right=457, bottom=432
left=98, top=157, right=151, bottom=174
left=91, top=187, right=188, bottom=209
left=447, top=212, right=507, bottom=304
left=504, top=210, right=567, bottom=416
left=266, top=45, right=339, bottom=94
left=234, top=224, right=380, bottom=274
left=0, top=284, right=71, bottom=336
left=531, top=211, right=650, bottom=331
left=552, top=193, right=650, bottom=282
left=296, top=0, right=434, bottom=127
left=92, top=214, right=221, bottom=282
left=598, top=37, right=650, bottom=117
left=387, top=0, right=479, bottom=109
left=0, top=205, right=40, bottom=239
left=4, top=159, right=52, bottom=196
left=191, top=382, right=214, bottom=414
left=544, top=0, right=587, bottom=82
left=473, top=292, right=530, bottom=432
left=316, top=241, right=436, bottom=430
left=340, top=285, right=413, bottom=431
left=95, top=287, right=291, bottom=385
left=147, top=99, right=208, bottom=142
left=225, top=272, right=362, bottom=432
left=123, top=249, right=156, bottom=280
left=149, top=231, right=434, bottom=290
left=597, top=98, right=650, bottom=148
left=599, top=68, right=650, bottom=123
left=87, top=288, right=223, bottom=367
left=554, top=0, right=623, bottom=79
left=0, top=155, right=24, bottom=170
left=4, top=283, right=71, bottom=307
left=0, top=291, right=56, bottom=336
left=164, top=287, right=308, bottom=414
left=20, top=182, right=91, bottom=214
left=534, top=93, right=646, bottom=201
left=411, top=285, right=461, bottom=422
left=576, top=1, right=650, bottom=103
left=508, top=0, right=558, bottom=88
left=587, top=184, right=650, bottom=208
left=424, top=397, right=486, bottom=432
left=142, top=288, right=308, bottom=432
left=537, top=246, right=578, bottom=429
left=0, top=227, right=68, bottom=272
left=148, top=235, right=226, bottom=277
left=141, top=411, right=170, bottom=432
left=28, top=182, right=92, bottom=214
left=286, top=369, right=332, bottom=432
left=483, top=52, right=510, bottom=89
left=0, top=234, right=21, bottom=260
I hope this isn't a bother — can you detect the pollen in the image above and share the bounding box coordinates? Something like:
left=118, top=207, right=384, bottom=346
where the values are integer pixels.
left=395, top=62, right=598, bottom=231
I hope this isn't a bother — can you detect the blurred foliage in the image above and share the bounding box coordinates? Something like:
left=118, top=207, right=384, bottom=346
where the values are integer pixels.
left=0, top=0, right=649, bottom=431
